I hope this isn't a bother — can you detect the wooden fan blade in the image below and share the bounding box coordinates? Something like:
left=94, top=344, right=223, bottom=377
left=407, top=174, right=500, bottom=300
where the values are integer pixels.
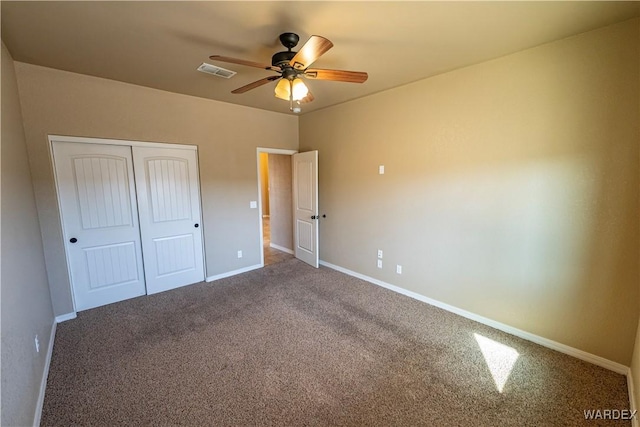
left=231, top=76, right=280, bottom=94
left=289, top=35, right=333, bottom=70
left=210, top=55, right=279, bottom=71
left=304, top=69, right=368, bottom=83
left=299, top=90, right=315, bottom=104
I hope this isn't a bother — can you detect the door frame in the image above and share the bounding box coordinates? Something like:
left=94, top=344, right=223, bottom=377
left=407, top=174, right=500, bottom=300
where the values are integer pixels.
left=255, top=147, right=297, bottom=266
left=48, top=134, right=206, bottom=313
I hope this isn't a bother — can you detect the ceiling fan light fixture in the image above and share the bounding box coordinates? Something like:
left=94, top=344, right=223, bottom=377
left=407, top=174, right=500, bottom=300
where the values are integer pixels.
left=274, top=78, right=290, bottom=100
left=274, top=77, right=308, bottom=102
left=291, top=78, right=308, bottom=101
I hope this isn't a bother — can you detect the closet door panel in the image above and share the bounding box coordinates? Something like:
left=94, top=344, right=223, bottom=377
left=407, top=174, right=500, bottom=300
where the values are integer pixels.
left=52, top=142, right=146, bottom=311
left=133, top=146, right=204, bottom=294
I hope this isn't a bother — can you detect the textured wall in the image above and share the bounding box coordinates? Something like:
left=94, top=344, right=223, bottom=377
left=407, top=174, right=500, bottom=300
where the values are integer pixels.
left=14, top=63, right=298, bottom=316
left=1, top=42, right=55, bottom=426
left=300, top=19, right=639, bottom=365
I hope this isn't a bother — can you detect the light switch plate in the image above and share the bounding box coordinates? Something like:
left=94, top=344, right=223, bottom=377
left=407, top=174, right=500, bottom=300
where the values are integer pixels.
left=249, top=201, right=257, bottom=209
left=379, top=165, right=385, bottom=175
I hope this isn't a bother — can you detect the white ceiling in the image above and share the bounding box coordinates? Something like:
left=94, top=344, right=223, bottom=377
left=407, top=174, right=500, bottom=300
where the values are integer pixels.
left=2, top=1, right=638, bottom=115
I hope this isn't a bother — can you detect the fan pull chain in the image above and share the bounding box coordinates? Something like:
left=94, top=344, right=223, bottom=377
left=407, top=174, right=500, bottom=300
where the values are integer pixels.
left=289, top=79, right=294, bottom=112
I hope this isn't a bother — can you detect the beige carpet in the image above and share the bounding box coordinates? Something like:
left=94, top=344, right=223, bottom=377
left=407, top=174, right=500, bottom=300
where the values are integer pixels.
left=42, top=258, right=630, bottom=426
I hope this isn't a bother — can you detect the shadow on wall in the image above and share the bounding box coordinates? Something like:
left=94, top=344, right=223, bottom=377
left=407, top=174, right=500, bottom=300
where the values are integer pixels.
left=346, top=147, right=637, bottom=361
left=308, top=105, right=638, bottom=363
left=302, top=18, right=638, bottom=363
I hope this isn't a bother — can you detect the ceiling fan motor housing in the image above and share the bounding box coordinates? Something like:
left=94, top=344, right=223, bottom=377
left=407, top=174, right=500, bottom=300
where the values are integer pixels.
left=272, top=51, right=296, bottom=67
left=272, top=32, right=300, bottom=67
left=279, top=32, right=299, bottom=49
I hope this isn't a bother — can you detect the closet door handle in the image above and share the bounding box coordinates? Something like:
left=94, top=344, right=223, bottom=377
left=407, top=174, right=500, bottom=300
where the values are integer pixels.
left=194, top=223, right=199, bottom=228
left=69, top=237, right=78, bottom=243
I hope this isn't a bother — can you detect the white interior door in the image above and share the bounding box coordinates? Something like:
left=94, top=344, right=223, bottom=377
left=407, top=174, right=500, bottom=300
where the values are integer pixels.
left=133, top=146, right=205, bottom=294
left=52, top=142, right=146, bottom=311
left=293, top=150, right=319, bottom=268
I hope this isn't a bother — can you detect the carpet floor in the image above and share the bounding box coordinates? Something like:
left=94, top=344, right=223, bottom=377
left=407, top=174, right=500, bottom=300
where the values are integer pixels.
left=42, top=258, right=630, bottom=426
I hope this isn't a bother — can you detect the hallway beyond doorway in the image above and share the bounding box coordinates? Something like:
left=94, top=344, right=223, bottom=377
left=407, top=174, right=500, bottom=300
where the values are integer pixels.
left=263, top=217, right=294, bottom=266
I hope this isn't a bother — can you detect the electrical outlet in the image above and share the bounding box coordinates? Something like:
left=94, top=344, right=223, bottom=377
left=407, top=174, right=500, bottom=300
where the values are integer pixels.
left=396, top=265, right=402, bottom=274
left=34, top=335, right=40, bottom=353
left=377, top=259, right=383, bottom=269
left=237, top=250, right=243, bottom=259
left=377, top=249, right=383, bottom=259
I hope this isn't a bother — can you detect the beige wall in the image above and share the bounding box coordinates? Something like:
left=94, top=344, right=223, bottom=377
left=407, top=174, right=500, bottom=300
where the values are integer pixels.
left=300, top=19, right=639, bottom=365
left=268, top=154, right=293, bottom=250
left=1, top=42, right=55, bottom=426
left=14, top=63, right=298, bottom=316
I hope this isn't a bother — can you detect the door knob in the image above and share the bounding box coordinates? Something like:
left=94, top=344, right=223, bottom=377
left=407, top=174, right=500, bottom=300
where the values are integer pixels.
left=69, top=237, right=78, bottom=243
left=311, top=215, right=316, bottom=220
left=194, top=223, right=199, bottom=228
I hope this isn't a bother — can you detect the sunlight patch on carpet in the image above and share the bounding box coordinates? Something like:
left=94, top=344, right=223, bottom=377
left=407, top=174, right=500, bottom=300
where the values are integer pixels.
left=474, top=333, right=519, bottom=393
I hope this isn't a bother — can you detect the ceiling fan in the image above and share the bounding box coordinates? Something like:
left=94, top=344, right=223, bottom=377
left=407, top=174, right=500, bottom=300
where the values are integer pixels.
left=210, top=32, right=368, bottom=112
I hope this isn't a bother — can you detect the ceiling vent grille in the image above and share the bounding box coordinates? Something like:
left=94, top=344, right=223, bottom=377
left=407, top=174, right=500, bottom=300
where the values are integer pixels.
left=197, top=63, right=237, bottom=79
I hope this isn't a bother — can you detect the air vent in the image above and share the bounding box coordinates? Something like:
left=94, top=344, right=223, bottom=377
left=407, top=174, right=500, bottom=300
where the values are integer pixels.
left=197, top=63, right=237, bottom=79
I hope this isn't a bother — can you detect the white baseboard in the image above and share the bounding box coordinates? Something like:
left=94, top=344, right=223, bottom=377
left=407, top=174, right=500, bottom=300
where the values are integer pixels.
left=319, top=260, right=629, bottom=375
left=55, top=312, right=76, bottom=323
left=270, top=243, right=294, bottom=255
left=33, top=319, right=56, bottom=427
left=206, top=264, right=262, bottom=282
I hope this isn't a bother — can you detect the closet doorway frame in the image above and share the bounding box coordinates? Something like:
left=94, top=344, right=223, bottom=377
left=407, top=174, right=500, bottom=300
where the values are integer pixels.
left=48, top=134, right=207, bottom=313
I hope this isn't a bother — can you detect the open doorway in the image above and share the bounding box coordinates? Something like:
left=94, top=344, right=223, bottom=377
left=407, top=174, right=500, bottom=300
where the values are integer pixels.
left=257, top=148, right=297, bottom=266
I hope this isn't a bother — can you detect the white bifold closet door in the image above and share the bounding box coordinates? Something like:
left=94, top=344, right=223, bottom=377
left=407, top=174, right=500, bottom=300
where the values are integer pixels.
left=53, top=140, right=204, bottom=311
left=53, top=142, right=147, bottom=311
left=132, top=146, right=204, bottom=294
